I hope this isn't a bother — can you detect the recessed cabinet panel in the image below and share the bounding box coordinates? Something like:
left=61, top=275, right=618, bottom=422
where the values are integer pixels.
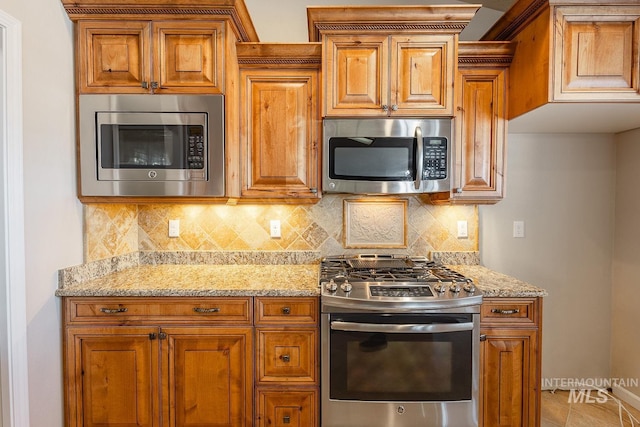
left=166, top=328, right=253, bottom=427
left=67, top=327, right=158, bottom=427
left=561, top=20, right=636, bottom=93
left=325, top=35, right=388, bottom=115
left=79, top=21, right=150, bottom=93
left=391, top=35, right=454, bottom=113
left=240, top=68, right=320, bottom=199
left=154, top=22, right=224, bottom=91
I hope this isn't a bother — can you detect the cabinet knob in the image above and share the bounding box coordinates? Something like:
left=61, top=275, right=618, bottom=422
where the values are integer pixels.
left=382, top=104, right=389, bottom=111
left=281, top=306, right=291, bottom=315
left=391, top=104, right=398, bottom=111
left=283, top=415, right=291, bottom=424
left=141, top=82, right=148, bottom=89
left=280, top=354, right=291, bottom=363
left=151, top=81, right=159, bottom=90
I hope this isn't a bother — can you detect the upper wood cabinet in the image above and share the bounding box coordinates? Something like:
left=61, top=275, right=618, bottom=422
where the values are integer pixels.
left=307, top=5, right=480, bottom=117
left=323, top=34, right=455, bottom=116
left=482, top=0, right=640, bottom=120
left=429, top=42, right=513, bottom=205
left=237, top=43, right=321, bottom=202
left=62, top=0, right=259, bottom=94
left=78, top=20, right=225, bottom=94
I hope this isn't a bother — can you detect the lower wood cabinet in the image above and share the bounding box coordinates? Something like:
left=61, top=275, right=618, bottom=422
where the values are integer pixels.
left=480, top=297, right=542, bottom=427
left=254, top=297, right=319, bottom=427
left=63, top=296, right=318, bottom=427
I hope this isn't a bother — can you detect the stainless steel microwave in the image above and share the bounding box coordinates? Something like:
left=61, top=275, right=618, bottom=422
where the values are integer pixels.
left=79, top=94, right=224, bottom=197
left=323, top=118, right=452, bottom=195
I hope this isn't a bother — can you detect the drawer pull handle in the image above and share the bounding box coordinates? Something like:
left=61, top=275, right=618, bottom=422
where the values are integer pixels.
left=283, top=416, right=291, bottom=424
left=280, top=354, right=291, bottom=363
left=491, top=308, right=520, bottom=315
left=193, top=307, right=220, bottom=314
left=100, top=307, right=128, bottom=314
left=281, top=307, right=291, bottom=315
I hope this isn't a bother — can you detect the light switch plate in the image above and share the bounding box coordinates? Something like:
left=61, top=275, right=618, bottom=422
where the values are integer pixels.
left=513, top=220, right=525, bottom=238
left=270, top=220, right=281, bottom=238
left=168, top=219, right=180, bottom=238
left=457, top=220, right=468, bottom=238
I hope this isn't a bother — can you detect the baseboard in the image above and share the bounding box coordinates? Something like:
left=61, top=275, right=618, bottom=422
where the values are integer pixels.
left=613, top=385, right=640, bottom=412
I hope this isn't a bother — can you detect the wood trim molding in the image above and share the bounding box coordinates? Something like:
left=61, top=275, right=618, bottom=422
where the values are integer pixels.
left=481, top=0, right=548, bottom=41
left=61, top=2, right=258, bottom=42
left=0, top=9, right=31, bottom=427
left=306, top=5, right=480, bottom=41
left=458, top=41, right=516, bottom=66
left=236, top=43, right=322, bottom=66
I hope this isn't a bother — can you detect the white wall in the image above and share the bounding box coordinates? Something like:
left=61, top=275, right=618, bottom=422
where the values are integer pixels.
left=480, top=133, right=616, bottom=382
left=0, top=1, right=82, bottom=426
left=611, top=128, right=640, bottom=396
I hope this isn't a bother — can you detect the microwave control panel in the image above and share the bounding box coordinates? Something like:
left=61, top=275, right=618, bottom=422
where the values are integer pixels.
left=187, top=126, right=205, bottom=169
left=422, top=138, right=447, bottom=180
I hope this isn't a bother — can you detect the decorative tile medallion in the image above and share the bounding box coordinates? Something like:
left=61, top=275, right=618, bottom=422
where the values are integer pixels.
left=343, top=198, right=408, bottom=248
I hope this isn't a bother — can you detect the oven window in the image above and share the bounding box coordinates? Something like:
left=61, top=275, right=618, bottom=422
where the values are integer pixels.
left=329, top=314, right=472, bottom=402
left=329, top=137, right=415, bottom=181
left=100, top=124, right=200, bottom=169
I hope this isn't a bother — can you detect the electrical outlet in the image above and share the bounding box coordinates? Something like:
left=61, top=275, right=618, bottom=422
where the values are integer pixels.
left=513, top=220, right=525, bottom=238
left=457, top=220, right=468, bottom=238
left=168, top=219, right=180, bottom=238
left=270, top=220, right=281, bottom=238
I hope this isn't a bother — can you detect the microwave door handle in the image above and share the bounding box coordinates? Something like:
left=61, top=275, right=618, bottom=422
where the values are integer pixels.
left=414, top=126, right=423, bottom=190
left=330, top=321, right=474, bottom=334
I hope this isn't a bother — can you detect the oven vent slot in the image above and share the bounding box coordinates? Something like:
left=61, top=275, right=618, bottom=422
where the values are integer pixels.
left=348, top=259, right=414, bottom=269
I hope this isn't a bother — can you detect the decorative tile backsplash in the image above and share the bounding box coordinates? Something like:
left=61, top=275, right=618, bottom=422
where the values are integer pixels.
left=84, top=195, right=478, bottom=262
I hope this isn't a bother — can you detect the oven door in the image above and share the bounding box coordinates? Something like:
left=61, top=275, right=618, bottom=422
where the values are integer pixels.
left=321, top=312, right=479, bottom=427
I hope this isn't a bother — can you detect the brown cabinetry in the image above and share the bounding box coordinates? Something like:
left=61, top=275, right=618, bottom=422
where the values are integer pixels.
left=480, top=297, right=542, bottom=427
left=63, top=297, right=253, bottom=427
left=429, top=42, right=513, bottom=205
left=483, top=0, right=640, bottom=120
left=254, top=297, right=319, bottom=427
left=323, top=34, right=455, bottom=116
left=77, top=20, right=225, bottom=94
left=307, top=5, right=480, bottom=118
left=237, top=44, right=321, bottom=201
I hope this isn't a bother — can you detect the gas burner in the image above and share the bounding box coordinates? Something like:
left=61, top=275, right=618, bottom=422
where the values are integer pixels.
left=320, top=254, right=482, bottom=310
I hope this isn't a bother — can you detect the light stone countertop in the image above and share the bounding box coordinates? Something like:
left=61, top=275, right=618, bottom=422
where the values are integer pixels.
left=55, top=251, right=546, bottom=298
left=55, top=264, right=321, bottom=297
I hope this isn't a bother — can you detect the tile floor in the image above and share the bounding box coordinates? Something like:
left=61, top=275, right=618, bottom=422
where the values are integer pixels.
left=541, top=389, right=640, bottom=427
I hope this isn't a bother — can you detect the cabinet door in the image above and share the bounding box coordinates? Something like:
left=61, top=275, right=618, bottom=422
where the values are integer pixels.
left=77, top=21, right=151, bottom=93
left=453, top=68, right=506, bottom=203
left=240, top=70, right=320, bottom=199
left=256, top=389, right=318, bottom=427
left=324, top=35, right=389, bottom=116
left=65, top=326, right=159, bottom=427
left=481, top=329, right=537, bottom=427
left=555, top=7, right=640, bottom=100
left=163, top=327, right=253, bottom=427
left=391, top=35, right=455, bottom=115
left=153, top=21, right=224, bottom=94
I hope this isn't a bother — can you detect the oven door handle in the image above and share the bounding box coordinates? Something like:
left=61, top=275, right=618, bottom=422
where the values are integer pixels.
left=330, top=321, right=474, bottom=334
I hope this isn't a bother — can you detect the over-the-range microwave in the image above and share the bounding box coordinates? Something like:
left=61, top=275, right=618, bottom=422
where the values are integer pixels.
left=78, top=94, right=224, bottom=197
left=323, top=118, right=452, bottom=195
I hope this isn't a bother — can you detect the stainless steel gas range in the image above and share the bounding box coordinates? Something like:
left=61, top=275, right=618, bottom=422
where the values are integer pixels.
left=320, top=254, right=482, bottom=427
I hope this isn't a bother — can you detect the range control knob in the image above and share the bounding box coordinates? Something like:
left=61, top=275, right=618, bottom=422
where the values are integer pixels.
left=450, top=282, right=461, bottom=293
left=325, top=279, right=338, bottom=292
left=340, top=280, right=352, bottom=293
left=434, top=280, right=447, bottom=293
left=463, top=279, right=476, bottom=293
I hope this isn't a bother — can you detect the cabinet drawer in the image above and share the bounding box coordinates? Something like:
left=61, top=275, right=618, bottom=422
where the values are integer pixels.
left=257, top=328, right=317, bottom=384
left=65, top=297, right=252, bottom=325
left=481, top=298, right=538, bottom=326
left=256, top=388, right=318, bottom=427
left=255, top=297, right=318, bottom=325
